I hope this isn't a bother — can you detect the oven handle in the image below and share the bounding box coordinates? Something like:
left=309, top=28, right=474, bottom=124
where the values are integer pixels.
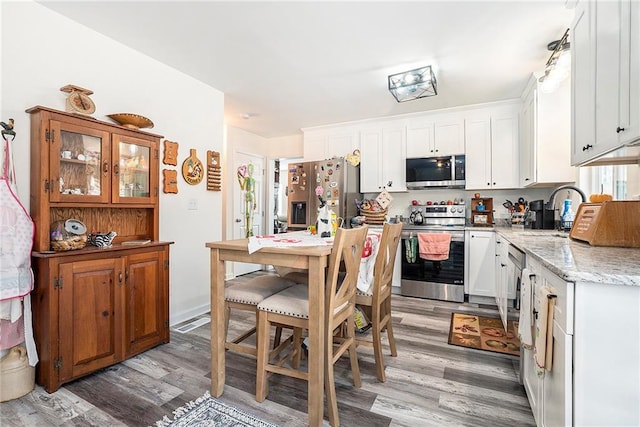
left=402, top=233, right=464, bottom=243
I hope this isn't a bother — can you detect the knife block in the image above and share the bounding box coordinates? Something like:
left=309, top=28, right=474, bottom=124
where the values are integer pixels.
left=570, top=201, right=640, bottom=247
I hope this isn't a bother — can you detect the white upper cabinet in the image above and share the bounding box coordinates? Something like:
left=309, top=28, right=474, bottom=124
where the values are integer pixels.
left=519, top=74, right=575, bottom=187
left=465, top=104, right=520, bottom=190
left=406, top=115, right=464, bottom=158
left=303, top=127, right=360, bottom=161
left=360, top=123, right=407, bottom=193
left=571, top=0, right=640, bottom=165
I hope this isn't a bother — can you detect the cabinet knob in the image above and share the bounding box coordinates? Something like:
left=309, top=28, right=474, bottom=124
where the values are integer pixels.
left=103, top=161, right=109, bottom=176
left=525, top=178, right=530, bottom=181
left=616, top=126, right=625, bottom=133
left=582, top=144, right=593, bottom=151
left=387, top=181, right=392, bottom=187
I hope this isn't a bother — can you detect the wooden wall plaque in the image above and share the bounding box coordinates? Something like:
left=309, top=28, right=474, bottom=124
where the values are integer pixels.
left=163, top=140, right=178, bottom=166
left=207, top=150, right=221, bottom=191
left=162, top=169, right=178, bottom=193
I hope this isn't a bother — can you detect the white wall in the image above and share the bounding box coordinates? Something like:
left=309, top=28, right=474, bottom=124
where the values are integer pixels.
left=1, top=1, right=224, bottom=325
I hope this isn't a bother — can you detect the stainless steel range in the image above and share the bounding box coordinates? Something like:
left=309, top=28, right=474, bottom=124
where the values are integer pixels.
left=400, top=203, right=466, bottom=302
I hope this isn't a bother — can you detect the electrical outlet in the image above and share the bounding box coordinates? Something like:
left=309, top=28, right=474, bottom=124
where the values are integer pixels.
left=187, top=199, right=198, bottom=210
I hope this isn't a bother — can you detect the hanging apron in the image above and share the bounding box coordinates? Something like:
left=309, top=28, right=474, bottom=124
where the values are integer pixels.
left=0, top=137, right=38, bottom=366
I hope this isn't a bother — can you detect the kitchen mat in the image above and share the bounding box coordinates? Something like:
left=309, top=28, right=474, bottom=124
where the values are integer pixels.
left=448, top=312, right=520, bottom=357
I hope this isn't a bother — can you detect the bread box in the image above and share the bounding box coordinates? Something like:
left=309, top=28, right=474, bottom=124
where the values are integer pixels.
left=569, top=201, right=640, bottom=247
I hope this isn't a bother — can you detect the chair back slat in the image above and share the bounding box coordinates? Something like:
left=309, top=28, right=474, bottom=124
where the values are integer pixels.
left=372, top=223, right=403, bottom=301
left=326, top=226, right=368, bottom=319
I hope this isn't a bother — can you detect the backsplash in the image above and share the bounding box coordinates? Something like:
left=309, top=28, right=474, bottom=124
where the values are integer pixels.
left=363, top=188, right=554, bottom=224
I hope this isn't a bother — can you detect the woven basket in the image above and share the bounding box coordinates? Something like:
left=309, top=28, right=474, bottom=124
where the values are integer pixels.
left=360, top=209, right=387, bottom=225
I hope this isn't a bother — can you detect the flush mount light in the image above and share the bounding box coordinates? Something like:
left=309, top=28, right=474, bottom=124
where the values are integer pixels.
left=388, top=65, right=437, bottom=103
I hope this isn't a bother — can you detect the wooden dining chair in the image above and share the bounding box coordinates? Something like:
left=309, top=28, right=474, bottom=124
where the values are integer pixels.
left=224, top=274, right=297, bottom=357
left=355, top=222, right=402, bottom=382
left=255, top=226, right=369, bottom=427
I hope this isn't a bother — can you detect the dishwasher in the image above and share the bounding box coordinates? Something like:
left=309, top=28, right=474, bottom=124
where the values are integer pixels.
left=508, top=243, right=525, bottom=384
left=508, top=243, right=525, bottom=310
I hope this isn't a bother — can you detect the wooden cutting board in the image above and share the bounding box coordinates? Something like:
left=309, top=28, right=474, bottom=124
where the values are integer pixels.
left=570, top=201, right=640, bottom=247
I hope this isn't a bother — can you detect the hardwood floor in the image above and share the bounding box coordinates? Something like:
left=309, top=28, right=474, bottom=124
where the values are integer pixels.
left=0, top=272, right=534, bottom=426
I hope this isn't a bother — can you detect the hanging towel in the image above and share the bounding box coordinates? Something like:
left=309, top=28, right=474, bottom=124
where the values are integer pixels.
left=518, top=268, right=534, bottom=349
left=534, top=285, right=557, bottom=375
left=405, top=235, right=417, bottom=263
left=418, top=233, right=451, bottom=261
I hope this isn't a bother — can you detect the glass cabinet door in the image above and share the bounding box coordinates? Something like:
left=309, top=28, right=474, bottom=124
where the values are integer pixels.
left=49, top=121, right=110, bottom=203
left=112, top=135, right=157, bottom=204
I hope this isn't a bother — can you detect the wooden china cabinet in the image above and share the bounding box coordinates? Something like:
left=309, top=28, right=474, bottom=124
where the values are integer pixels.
left=27, top=106, right=171, bottom=392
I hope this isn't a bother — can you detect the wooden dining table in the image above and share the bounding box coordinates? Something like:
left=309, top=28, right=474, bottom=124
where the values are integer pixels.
left=206, top=237, right=333, bottom=427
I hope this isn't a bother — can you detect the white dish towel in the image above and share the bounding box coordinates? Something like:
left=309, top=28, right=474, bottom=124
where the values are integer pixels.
left=518, top=268, right=534, bottom=349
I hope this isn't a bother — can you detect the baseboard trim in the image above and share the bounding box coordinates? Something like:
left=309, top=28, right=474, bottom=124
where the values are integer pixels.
left=170, top=303, right=210, bottom=327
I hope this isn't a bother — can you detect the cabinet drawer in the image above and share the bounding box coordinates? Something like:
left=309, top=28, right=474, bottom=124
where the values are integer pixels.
left=540, top=267, right=574, bottom=335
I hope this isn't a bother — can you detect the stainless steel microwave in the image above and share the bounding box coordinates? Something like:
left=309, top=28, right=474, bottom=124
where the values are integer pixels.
left=405, top=155, right=465, bottom=189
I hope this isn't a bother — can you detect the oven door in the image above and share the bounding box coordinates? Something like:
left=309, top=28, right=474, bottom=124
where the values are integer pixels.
left=400, top=230, right=465, bottom=302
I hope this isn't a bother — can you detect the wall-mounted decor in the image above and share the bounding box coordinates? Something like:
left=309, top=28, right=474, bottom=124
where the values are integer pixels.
left=163, top=140, right=178, bottom=166
left=163, top=169, right=178, bottom=193
left=182, top=149, right=203, bottom=185
left=207, top=150, right=221, bottom=191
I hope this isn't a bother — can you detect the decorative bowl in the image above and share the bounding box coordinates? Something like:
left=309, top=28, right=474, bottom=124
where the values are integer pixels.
left=107, top=113, right=154, bottom=130
left=87, top=231, right=117, bottom=248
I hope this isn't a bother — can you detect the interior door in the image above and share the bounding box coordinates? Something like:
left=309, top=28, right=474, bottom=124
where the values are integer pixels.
left=233, top=151, right=264, bottom=276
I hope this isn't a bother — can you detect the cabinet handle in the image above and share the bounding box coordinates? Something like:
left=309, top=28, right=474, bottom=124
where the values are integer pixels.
left=103, top=161, right=109, bottom=176
left=118, top=272, right=123, bottom=283
left=533, top=308, right=538, bottom=319
left=113, top=164, right=119, bottom=176
left=582, top=144, right=593, bottom=151
left=387, top=180, right=392, bottom=187
left=616, top=126, right=625, bottom=133
left=525, top=178, right=530, bottom=181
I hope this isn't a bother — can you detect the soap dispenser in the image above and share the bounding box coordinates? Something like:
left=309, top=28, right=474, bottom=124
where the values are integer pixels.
left=560, top=192, right=574, bottom=231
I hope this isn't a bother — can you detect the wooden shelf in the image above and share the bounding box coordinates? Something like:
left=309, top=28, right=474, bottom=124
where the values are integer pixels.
left=471, top=197, right=494, bottom=226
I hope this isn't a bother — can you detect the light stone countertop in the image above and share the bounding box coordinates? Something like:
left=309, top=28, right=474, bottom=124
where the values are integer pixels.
left=494, top=227, right=640, bottom=287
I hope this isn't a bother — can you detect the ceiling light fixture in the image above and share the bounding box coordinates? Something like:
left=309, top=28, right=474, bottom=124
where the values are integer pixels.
left=388, top=65, right=437, bottom=103
left=539, top=28, right=570, bottom=93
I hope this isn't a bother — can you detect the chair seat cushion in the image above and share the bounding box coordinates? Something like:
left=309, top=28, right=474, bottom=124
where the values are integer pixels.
left=225, top=275, right=297, bottom=305
left=257, top=285, right=310, bottom=319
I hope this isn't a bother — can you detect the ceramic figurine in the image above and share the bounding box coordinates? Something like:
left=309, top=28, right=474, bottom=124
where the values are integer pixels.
left=1, top=118, right=16, bottom=140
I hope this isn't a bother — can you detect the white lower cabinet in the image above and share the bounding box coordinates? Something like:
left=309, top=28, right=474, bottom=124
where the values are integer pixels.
left=494, top=235, right=510, bottom=327
left=465, top=230, right=495, bottom=298
left=523, top=255, right=639, bottom=427
left=524, top=257, right=573, bottom=427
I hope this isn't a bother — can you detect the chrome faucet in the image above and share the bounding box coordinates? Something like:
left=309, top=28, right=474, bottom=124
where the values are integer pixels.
left=545, top=185, right=588, bottom=211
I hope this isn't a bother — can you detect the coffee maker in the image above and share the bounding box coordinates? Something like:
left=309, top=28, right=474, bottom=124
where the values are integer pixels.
left=529, top=199, right=555, bottom=229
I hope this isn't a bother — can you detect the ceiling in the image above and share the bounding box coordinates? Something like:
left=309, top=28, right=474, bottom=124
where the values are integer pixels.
left=40, top=1, right=575, bottom=138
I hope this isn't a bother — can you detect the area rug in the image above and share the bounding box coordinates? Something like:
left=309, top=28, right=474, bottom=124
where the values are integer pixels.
left=155, top=392, right=279, bottom=427
left=448, top=312, right=521, bottom=357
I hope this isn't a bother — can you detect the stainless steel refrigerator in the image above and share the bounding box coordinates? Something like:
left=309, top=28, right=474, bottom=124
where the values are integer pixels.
left=287, top=157, right=361, bottom=230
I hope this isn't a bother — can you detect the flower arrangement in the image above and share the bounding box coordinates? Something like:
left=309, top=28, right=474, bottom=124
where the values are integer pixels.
left=237, top=163, right=256, bottom=238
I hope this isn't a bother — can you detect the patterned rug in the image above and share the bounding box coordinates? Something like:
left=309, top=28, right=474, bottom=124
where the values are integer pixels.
left=448, top=312, right=521, bottom=357
left=155, top=392, right=279, bottom=427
